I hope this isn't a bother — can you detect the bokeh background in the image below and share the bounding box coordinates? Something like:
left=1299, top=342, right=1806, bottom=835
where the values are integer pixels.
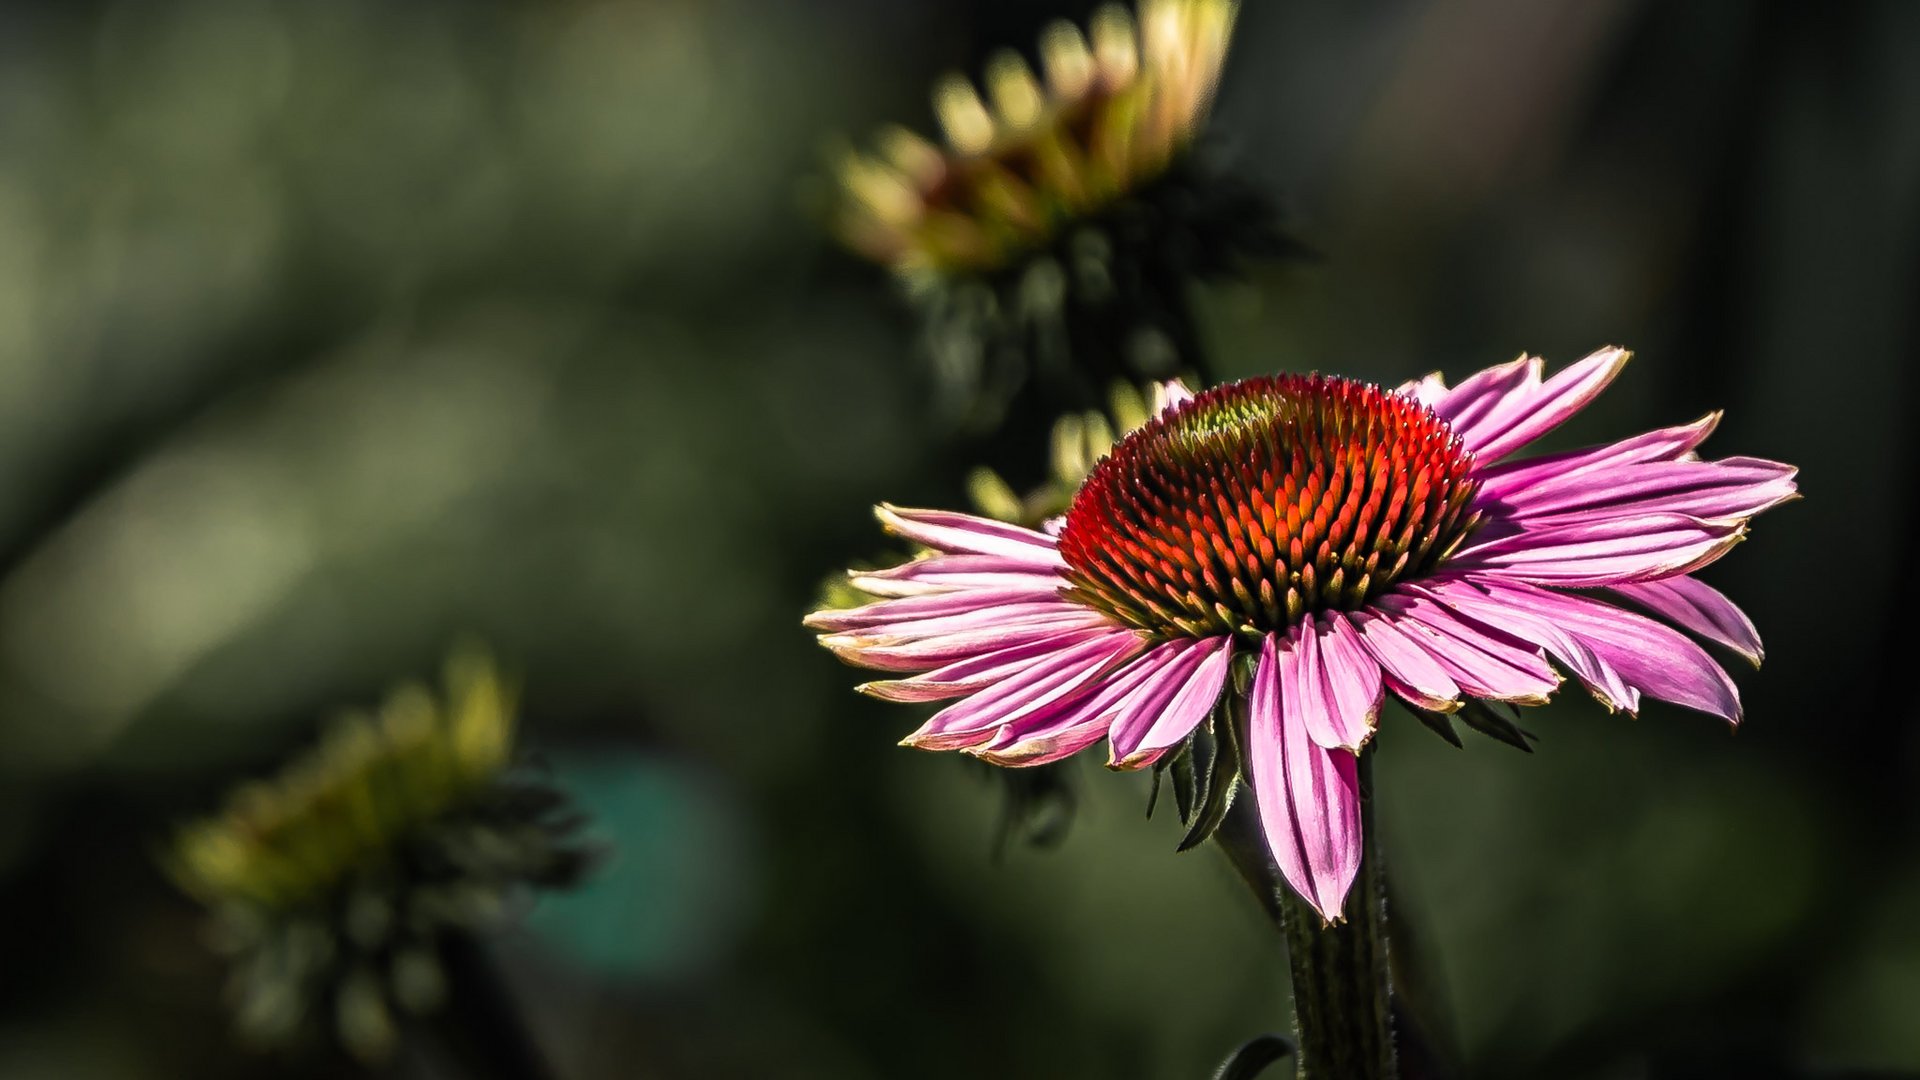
left=0, top=0, right=1916, bottom=1077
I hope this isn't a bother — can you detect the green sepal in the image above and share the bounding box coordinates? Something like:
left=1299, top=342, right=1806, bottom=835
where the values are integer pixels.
left=1178, top=697, right=1243, bottom=852
left=1181, top=712, right=1219, bottom=822
left=1169, top=735, right=1198, bottom=824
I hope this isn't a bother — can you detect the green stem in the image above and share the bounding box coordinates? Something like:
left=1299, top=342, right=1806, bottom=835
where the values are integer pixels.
left=1216, top=752, right=1396, bottom=1080
left=435, top=933, right=555, bottom=1080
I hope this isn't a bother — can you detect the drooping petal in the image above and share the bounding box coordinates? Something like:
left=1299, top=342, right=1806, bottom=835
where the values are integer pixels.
left=1293, top=613, right=1385, bottom=751
left=1369, top=591, right=1560, bottom=703
left=1454, top=513, right=1746, bottom=588
left=1106, top=634, right=1233, bottom=767
left=903, top=630, right=1146, bottom=750
left=1247, top=633, right=1363, bottom=923
left=1411, top=578, right=1638, bottom=713
left=1468, top=579, right=1742, bottom=724
left=876, top=504, right=1063, bottom=563
left=1487, top=456, right=1798, bottom=527
left=1461, top=346, right=1631, bottom=462
left=1348, top=608, right=1463, bottom=711
left=1606, top=575, right=1764, bottom=667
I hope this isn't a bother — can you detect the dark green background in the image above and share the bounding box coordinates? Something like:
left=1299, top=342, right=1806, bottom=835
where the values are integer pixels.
left=0, top=1, right=1913, bottom=1077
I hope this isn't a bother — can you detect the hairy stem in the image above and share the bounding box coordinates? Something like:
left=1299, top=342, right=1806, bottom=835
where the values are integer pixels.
left=434, top=934, right=554, bottom=1080
left=1216, top=751, right=1396, bottom=1080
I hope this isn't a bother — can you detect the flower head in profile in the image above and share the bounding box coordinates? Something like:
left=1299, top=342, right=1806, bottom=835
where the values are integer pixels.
left=167, top=648, right=591, bottom=1062
left=807, top=349, right=1796, bottom=921
left=827, top=0, right=1295, bottom=425
left=836, top=0, right=1236, bottom=280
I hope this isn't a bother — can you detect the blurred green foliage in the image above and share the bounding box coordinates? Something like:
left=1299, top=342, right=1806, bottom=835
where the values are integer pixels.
left=0, top=0, right=1915, bottom=1078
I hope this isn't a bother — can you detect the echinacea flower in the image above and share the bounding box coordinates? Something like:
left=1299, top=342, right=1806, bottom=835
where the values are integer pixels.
left=167, top=649, right=591, bottom=1062
left=836, top=0, right=1236, bottom=279
left=828, top=0, right=1295, bottom=425
left=808, top=348, right=1796, bottom=921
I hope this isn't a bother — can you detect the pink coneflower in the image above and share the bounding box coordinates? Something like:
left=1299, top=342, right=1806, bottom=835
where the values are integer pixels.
left=808, top=348, right=1795, bottom=920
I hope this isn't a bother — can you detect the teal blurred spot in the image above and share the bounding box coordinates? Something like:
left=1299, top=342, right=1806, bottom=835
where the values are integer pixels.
left=524, top=752, right=756, bottom=981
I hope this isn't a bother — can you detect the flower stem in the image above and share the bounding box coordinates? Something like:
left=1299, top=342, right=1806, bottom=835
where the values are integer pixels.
left=434, top=933, right=555, bottom=1080
left=1215, top=752, right=1396, bottom=1080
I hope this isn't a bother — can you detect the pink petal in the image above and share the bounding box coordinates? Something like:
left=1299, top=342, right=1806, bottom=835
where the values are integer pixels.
left=1488, top=456, right=1798, bottom=527
left=1152, top=379, right=1195, bottom=414
left=1292, top=614, right=1385, bottom=751
left=805, top=588, right=1075, bottom=632
left=1606, top=576, right=1764, bottom=667
left=824, top=610, right=1116, bottom=671
left=1370, top=592, right=1560, bottom=703
left=1474, top=412, right=1722, bottom=502
left=1396, top=372, right=1449, bottom=407
left=1411, top=578, right=1638, bottom=713
left=1454, top=513, right=1746, bottom=588
left=875, top=504, right=1063, bottom=564
left=819, top=600, right=1093, bottom=648
left=856, top=628, right=1116, bottom=702
left=1247, top=633, right=1363, bottom=923
left=849, top=554, right=1063, bottom=597
left=1463, top=346, right=1631, bottom=462
left=1092, top=640, right=1209, bottom=759
left=903, top=630, right=1146, bottom=750
left=975, top=721, right=1108, bottom=767
left=1348, top=608, right=1463, bottom=711
left=976, top=640, right=1187, bottom=765
left=1433, top=355, right=1538, bottom=447
left=1106, top=634, right=1234, bottom=768
left=1470, top=579, right=1742, bottom=724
